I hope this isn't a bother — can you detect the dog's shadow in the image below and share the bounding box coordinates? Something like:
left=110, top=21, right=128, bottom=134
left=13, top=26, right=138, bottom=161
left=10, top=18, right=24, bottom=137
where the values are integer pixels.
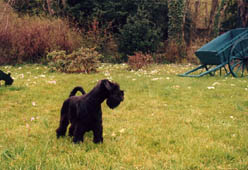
left=62, top=132, right=102, bottom=151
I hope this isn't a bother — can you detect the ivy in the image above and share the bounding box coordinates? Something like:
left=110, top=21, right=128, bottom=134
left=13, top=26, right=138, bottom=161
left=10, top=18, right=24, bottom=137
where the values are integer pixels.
left=168, top=0, right=185, bottom=43
left=213, top=0, right=227, bottom=37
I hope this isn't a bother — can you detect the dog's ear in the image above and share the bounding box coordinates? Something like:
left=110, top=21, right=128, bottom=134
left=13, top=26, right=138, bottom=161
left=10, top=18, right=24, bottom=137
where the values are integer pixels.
left=103, top=79, right=113, bottom=91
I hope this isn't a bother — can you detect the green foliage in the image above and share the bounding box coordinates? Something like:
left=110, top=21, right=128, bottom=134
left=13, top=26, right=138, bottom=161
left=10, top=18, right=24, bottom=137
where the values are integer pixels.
left=47, top=47, right=101, bottom=73
left=213, top=0, right=228, bottom=36
left=4, top=0, right=46, bottom=15
left=127, top=52, right=153, bottom=70
left=168, top=0, right=185, bottom=42
left=63, top=1, right=168, bottom=58
left=64, top=0, right=139, bottom=30
left=118, top=6, right=161, bottom=61
left=220, top=0, right=239, bottom=32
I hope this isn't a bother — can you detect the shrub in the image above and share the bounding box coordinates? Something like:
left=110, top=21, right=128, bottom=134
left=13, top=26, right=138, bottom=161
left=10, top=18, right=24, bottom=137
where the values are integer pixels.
left=127, top=52, right=153, bottom=70
left=118, top=7, right=161, bottom=61
left=164, top=40, right=187, bottom=63
left=82, top=19, right=120, bottom=63
left=0, top=2, right=82, bottom=64
left=47, top=47, right=101, bottom=73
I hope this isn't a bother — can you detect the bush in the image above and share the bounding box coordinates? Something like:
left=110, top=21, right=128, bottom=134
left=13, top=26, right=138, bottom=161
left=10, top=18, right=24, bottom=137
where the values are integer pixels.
left=0, top=2, right=82, bottom=64
left=118, top=7, right=161, bottom=61
left=47, top=47, right=101, bottom=73
left=127, top=52, right=153, bottom=70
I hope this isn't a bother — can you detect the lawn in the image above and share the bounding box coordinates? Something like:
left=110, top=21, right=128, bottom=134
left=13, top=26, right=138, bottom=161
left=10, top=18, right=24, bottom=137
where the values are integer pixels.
left=0, top=64, right=247, bottom=169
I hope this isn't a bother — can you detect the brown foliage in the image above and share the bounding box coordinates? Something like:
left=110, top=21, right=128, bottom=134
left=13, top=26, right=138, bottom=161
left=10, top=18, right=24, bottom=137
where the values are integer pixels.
left=128, top=52, right=153, bottom=70
left=0, top=3, right=82, bottom=64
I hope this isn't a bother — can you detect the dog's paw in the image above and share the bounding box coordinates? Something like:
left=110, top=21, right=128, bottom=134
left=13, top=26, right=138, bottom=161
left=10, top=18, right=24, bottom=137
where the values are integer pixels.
left=73, top=137, right=83, bottom=144
left=93, top=138, right=103, bottom=144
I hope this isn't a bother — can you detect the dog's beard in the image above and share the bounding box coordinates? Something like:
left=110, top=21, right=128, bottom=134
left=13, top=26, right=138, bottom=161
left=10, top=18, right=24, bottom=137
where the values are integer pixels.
left=106, top=96, right=122, bottom=109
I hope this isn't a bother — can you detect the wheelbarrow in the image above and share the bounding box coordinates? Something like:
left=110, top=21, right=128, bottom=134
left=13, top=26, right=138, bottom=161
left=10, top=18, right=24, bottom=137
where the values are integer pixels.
left=179, top=28, right=248, bottom=77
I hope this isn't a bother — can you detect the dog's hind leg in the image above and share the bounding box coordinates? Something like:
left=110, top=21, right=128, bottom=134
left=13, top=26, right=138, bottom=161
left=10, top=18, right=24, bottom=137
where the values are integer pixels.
left=72, top=123, right=86, bottom=143
left=68, top=123, right=75, bottom=137
left=56, top=100, right=70, bottom=138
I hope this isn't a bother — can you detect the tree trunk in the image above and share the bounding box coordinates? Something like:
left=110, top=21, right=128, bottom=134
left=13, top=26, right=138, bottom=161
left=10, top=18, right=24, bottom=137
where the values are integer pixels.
left=193, top=0, right=200, bottom=33
left=208, top=0, right=219, bottom=35
left=238, top=0, right=248, bottom=27
left=204, top=2, right=209, bottom=28
left=46, top=0, right=54, bottom=15
left=183, top=0, right=192, bottom=46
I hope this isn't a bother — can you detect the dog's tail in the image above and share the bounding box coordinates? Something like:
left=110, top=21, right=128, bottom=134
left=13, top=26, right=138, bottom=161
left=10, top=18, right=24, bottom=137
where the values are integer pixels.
left=69, top=86, right=86, bottom=97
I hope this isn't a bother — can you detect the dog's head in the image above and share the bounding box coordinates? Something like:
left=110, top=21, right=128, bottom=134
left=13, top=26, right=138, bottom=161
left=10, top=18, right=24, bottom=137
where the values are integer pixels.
left=101, top=79, right=124, bottom=109
left=4, top=73, right=14, bottom=86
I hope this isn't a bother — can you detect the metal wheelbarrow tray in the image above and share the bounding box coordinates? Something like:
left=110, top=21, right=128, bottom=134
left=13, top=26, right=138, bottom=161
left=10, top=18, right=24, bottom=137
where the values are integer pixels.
left=179, top=28, right=248, bottom=77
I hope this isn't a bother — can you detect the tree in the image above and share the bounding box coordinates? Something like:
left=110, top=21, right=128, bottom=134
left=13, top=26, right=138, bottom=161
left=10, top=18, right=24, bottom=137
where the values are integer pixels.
left=208, top=0, right=219, bottom=35
left=168, top=0, right=185, bottom=43
left=238, top=0, right=248, bottom=27
left=118, top=6, right=161, bottom=60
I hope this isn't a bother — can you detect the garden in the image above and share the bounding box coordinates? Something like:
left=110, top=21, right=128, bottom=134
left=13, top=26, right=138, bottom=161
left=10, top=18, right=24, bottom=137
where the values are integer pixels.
left=0, top=0, right=248, bottom=169
left=0, top=64, right=248, bottom=169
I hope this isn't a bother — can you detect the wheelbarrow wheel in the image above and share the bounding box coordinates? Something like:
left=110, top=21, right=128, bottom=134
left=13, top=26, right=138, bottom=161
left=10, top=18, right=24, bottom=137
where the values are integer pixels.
left=229, top=38, right=248, bottom=77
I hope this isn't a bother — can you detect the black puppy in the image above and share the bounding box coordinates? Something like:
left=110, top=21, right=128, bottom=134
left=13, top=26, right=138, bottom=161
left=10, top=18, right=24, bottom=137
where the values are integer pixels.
left=0, top=70, right=14, bottom=86
left=56, top=79, right=124, bottom=143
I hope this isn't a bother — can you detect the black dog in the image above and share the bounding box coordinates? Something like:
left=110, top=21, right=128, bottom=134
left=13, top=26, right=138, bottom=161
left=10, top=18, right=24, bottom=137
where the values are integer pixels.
left=0, top=70, right=14, bottom=86
left=56, top=79, right=124, bottom=144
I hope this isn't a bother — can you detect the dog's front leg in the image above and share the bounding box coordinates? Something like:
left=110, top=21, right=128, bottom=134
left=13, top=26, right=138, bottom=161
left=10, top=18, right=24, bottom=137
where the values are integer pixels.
left=93, top=124, right=103, bottom=144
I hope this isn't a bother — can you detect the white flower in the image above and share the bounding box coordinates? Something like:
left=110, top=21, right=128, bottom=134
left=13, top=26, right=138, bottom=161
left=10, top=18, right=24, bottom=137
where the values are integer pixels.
left=40, top=75, right=46, bottom=78
left=119, top=128, right=125, bottom=133
left=47, top=80, right=56, bottom=84
left=20, top=74, right=24, bottom=78
left=111, top=132, right=116, bottom=137
left=173, top=85, right=180, bottom=88
left=150, top=70, right=158, bottom=74
left=207, top=86, right=215, bottom=89
left=166, top=77, right=170, bottom=80
left=152, top=78, right=159, bottom=81
left=31, top=117, right=35, bottom=121
left=32, top=102, right=36, bottom=106
left=230, top=116, right=234, bottom=119
left=212, top=82, right=220, bottom=86
left=104, top=72, right=110, bottom=76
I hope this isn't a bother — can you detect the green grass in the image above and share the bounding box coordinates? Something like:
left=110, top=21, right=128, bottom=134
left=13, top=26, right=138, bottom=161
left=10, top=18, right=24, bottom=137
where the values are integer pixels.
left=0, top=64, right=248, bottom=170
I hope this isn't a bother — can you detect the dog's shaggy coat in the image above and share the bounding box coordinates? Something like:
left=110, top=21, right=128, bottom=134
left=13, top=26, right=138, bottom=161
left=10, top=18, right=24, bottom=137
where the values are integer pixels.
left=56, top=79, right=124, bottom=143
left=0, top=70, right=13, bottom=86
